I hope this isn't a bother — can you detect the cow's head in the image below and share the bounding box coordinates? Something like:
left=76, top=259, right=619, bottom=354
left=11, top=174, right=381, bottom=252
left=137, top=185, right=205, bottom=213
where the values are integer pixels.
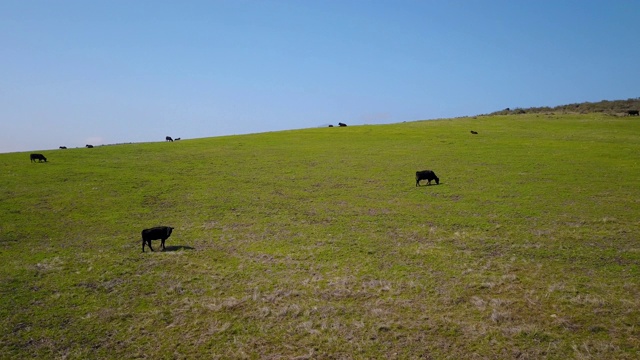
left=166, top=227, right=174, bottom=237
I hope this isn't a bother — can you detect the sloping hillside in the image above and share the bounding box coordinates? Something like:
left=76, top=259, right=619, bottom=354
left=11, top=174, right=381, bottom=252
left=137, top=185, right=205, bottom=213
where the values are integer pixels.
left=1, top=113, right=639, bottom=358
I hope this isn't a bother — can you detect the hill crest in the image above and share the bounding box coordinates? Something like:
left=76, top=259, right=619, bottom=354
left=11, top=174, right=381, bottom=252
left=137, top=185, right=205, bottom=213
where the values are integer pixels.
left=485, top=97, right=640, bottom=116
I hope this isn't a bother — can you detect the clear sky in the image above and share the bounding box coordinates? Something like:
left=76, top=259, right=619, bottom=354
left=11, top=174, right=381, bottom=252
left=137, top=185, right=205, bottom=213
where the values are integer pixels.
left=1, top=0, right=638, bottom=153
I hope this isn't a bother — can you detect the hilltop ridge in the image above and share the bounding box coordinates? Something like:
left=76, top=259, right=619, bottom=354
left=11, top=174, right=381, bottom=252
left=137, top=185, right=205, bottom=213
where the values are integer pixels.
left=486, top=97, right=640, bottom=116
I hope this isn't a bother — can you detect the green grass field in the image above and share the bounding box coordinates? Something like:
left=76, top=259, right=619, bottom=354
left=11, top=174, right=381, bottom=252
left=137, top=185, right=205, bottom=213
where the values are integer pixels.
left=1, top=113, right=639, bottom=359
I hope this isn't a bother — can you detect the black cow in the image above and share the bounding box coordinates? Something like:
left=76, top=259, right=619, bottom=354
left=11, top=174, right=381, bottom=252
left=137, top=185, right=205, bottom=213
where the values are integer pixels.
left=415, top=170, right=439, bottom=186
left=141, top=226, right=174, bottom=252
left=470, top=131, right=478, bottom=134
left=174, top=138, right=181, bottom=141
left=628, top=110, right=639, bottom=116
left=166, top=136, right=173, bottom=142
left=86, top=144, right=94, bottom=148
left=338, top=122, right=347, bottom=127
left=328, top=125, right=334, bottom=127
left=30, top=153, right=47, bottom=163
left=59, top=146, right=67, bottom=149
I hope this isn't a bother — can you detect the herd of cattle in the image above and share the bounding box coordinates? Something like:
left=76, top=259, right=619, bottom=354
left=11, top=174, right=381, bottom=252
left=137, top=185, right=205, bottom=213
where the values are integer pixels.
left=140, top=168, right=440, bottom=251
left=27, top=112, right=636, bottom=251
left=141, top=168, right=441, bottom=251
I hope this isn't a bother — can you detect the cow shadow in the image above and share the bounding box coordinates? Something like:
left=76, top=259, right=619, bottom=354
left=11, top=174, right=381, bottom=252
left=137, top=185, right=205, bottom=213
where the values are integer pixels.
left=417, top=182, right=444, bottom=186
left=163, top=245, right=195, bottom=252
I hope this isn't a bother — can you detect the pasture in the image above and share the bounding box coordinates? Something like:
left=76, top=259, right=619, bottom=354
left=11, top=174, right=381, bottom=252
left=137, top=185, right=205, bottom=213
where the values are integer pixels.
left=1, top=114, right=639, bottom=358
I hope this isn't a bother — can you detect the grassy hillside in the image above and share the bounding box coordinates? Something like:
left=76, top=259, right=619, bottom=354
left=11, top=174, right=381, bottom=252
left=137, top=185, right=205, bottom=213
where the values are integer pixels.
left=1, top=114, right=639, bottom=358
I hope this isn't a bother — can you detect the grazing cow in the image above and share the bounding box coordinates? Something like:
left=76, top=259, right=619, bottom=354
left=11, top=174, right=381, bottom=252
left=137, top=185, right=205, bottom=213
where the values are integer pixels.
left=141, top=226, right=174, bottom=252
left=328, top=125, right=334, bottom=127
left=30, top=153, right=47, bottom=163
left=415, top=170, right=439, bottom=186
left=86, top=144, right=94, bottom=148
left=628, top=110, right=639, bottom=116
left=166, top=136, right=173, bottom=142
left=338, top=122, right=347, bottom=127
left=59, top=146, right=67, bottom=149
left=470, top=131, right=478, bottom=134
left=175, top=138, right=181, bottom=141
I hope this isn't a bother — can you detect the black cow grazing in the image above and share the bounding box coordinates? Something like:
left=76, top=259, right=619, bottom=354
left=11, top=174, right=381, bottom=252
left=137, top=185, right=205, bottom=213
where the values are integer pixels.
left=141, top=226, right=174, bottom=252
left=415, top=170, right=439, bottom=186
left=86, top=144, right=94, bottom=148
left=59, top=146, right=67, bottom=149
left=174, top=137, right=181, bottom=141
left=328, top=125, right=334, bottom=127
left=166, top=136, right=173, bottom=142
left=30, top=153, right=47, bottom=163
left=470, top=131, right=478, bottom=134
left=338, top=122, right=347, bottom=127
left=628, top=110, right=639, bottom=116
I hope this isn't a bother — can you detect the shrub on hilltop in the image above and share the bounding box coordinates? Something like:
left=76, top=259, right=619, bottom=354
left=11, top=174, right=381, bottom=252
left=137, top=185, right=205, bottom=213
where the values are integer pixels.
left=486, top=97, right=640, bottom=116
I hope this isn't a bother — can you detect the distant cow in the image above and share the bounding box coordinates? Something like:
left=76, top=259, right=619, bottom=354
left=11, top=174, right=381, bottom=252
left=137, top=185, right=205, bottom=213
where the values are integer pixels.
left=338, top=122, right=347, bottom=127
left=166, top=136, right=173, bottom=142
left=628, top=110, right=639, bottom=116
left=470, top=131, right=478, bottom=134
left=328, top=125, right=334, bottom=127
left=30, top=153, right=47, bottom=163
left=415, top=170, right=439, bottom=186
left=86, top=144, right=94, bottom=148
left=59, top=146, right=67, bottom=149
left=141, top=226, right=174, bottom=252
left=174, top=138, right=181, bottom=141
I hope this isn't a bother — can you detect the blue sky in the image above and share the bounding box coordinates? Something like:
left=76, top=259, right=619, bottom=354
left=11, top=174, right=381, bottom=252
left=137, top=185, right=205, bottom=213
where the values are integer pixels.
left=1, top=0, right=638, bottom=153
